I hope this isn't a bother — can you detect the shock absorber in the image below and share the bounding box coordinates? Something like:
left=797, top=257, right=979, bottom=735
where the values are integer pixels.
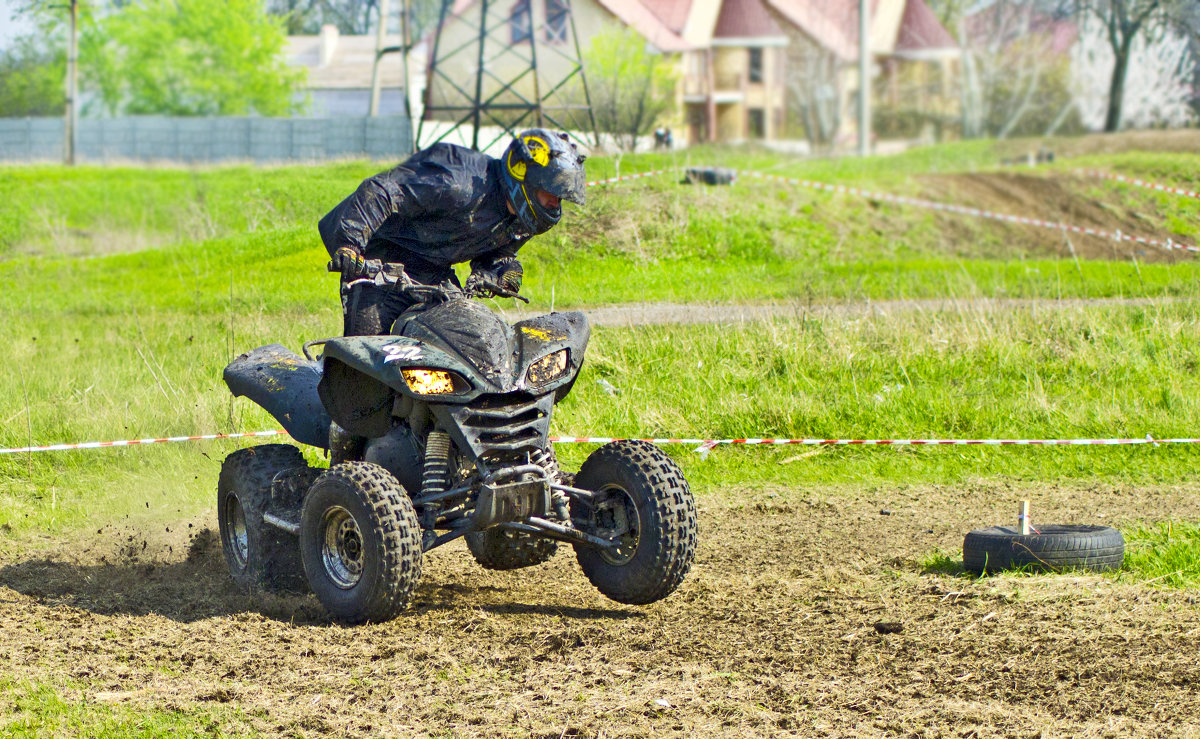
left=420, top=431, right=452, bottom=531
left=531, top=446, right=571, bottom=521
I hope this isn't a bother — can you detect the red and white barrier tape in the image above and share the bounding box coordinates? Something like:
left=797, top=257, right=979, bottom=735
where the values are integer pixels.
left=3, top=430, right=1196, bottom=458
left=738, top=170, right=1199, bottom=255
left=0, top=430, right=289, bottom=455
left=1076, top=169, right=1200, bottom=200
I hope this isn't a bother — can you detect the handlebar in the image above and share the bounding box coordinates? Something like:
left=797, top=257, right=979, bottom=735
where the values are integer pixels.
left=328, top=260, right=529, bottom=304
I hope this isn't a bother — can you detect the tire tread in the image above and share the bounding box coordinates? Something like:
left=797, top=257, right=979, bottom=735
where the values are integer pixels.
left=963, top=525, right=1125, bottom=574
left=573, top=440, right=697, bottom=605
left=218, top=444, right=308, bottom=593
left=302, top=462, right=423, bottom=623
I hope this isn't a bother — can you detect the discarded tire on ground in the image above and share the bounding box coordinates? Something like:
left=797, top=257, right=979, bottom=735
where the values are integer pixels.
left=963, top=525, right=1124, bottom=574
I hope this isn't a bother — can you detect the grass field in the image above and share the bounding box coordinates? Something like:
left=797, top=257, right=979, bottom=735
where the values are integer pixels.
left=2, top=133, right=1200, bottom=736
left=2, top=137, right=1198, bottom=536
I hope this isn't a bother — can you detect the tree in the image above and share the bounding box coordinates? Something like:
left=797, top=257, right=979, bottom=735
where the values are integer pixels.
left=574, top=26, right=676, bottom=151
left=0, top=34, right=65, bottom=117
left=1074, top=0, right=1197, bottom=131
left=1071, top=14, right=1195, bottom=129
left=785, top=40, right=840, bottom=149
left=266, top=0, right=440, bottom=39
left=83, top=0, right=307, bottom=116
left=956, top=1, right=1082, bottom=139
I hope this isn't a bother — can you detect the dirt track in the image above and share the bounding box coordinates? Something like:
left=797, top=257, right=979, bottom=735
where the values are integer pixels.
left=916, top=171, right=1194, bottom=264
left=4, top=481, right=1200, bottom=737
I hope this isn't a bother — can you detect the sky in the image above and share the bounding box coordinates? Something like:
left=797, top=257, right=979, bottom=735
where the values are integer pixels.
left=0, top=0, right=35, bottom=51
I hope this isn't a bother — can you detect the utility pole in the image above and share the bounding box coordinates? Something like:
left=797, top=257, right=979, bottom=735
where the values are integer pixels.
left=369, top=0, right=390, bottom=116
left=65, top=0, right=79, bottom=165
left=400, top=0, right=412, bottom=129
left=857, top=0, right=870, bottom=157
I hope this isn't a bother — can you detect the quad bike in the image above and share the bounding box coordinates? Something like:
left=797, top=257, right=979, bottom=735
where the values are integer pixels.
left=217, top=264, right=698, bottom=623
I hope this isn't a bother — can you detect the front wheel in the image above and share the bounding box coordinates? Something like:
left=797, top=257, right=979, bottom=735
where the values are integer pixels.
left=300, top=462, right=423, bottom=623
left=571, top=440, right=698, bottom=605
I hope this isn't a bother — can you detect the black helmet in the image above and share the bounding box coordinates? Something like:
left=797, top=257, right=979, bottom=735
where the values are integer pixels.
left=501, top=129, right=586, bottom=235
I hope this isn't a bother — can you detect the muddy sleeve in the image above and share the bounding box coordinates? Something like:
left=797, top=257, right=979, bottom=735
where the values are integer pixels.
left=318, top=172, right=432, bottom=257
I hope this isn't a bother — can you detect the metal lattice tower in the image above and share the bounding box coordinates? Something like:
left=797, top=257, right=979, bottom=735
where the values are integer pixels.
left=417, top=0, right=598, bottom=152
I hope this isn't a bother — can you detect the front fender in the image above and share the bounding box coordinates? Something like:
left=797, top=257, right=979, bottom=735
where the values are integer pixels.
left=223, top=344, right=332, bottom=449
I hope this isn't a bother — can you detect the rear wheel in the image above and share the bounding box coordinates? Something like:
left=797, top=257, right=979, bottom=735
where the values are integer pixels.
left=300, top=462, right=423, bottom=623
left=217, top=444, right=309, bottom=593
left=466, top=528, right=558, bottom=570
left=571, top=440, right=697, bottom=605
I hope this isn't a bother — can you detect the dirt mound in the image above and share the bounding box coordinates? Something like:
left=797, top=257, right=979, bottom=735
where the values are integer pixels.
left=999, top=129, right=1200, bottom=159
left=3, top=482, right=1200, bottom=736
left=917, top=172, right=1191, bottom=263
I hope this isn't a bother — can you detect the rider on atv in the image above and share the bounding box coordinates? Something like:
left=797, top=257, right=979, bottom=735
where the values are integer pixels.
left=319, top=129, right=587, bottom=336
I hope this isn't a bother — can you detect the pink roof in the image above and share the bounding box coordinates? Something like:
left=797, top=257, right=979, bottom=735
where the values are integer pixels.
left=963, top=4, right=1077, bottom=56
left=713, top=0, right=787, bottom=39
left=640, top=0, right=693, bottom=35
left=763, top=0, right=867, bottom=61
left=894, top=0, right=957, bottom=53
left=447, top=0, right=691, bottom=51
left=594, top=0, right=693, bottom=50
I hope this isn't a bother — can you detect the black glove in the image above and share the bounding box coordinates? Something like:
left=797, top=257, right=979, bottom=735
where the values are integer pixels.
left=467, top=259, right=523, bottom=296
left=497, top=262, right=523, bottom=293
left=329, top=247, right=373, bottom=280
left=464, top=270, right=497, bottom=296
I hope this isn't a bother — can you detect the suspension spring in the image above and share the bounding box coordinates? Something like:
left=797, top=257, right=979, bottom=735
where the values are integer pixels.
left=420, top=431, right=452, bottom=529
left=531, top=446, right=571, bottom=521
left=530, top=447, right=559, bottom=478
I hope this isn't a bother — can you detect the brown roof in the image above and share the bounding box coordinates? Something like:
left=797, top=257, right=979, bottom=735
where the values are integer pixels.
left=713, top=0, right=787, bottom=40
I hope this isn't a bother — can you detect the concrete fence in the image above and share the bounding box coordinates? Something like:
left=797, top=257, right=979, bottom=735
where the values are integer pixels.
left=0, top=114, right=413, bottom=164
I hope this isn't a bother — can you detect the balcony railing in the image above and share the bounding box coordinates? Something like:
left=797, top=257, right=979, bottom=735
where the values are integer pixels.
left=683, top=71, right=748, bottom=98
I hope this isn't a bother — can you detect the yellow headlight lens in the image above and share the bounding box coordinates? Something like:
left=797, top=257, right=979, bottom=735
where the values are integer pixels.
left=402, top=368, right=457, bottom=395
left=527, top=349, right=569, bottom=386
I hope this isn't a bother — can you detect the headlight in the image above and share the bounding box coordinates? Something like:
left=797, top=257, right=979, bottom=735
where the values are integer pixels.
left=527, top=349, right=569, bottom=386
left=402, top=368, right=459, bottom=395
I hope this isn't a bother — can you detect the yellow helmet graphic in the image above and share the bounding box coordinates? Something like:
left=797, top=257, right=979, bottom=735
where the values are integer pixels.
left=505, top=135, right=550, bottom=182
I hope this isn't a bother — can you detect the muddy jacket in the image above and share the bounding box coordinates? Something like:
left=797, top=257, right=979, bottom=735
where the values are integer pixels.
left=318, top=143, right=531, bottom=284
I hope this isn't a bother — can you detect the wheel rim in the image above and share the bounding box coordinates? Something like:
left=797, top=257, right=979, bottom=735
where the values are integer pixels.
left=593, top=485, right=641, bottom=566
left=321, top=506, right=364, bottom=589
left=224, top=494, right=249, bottom=569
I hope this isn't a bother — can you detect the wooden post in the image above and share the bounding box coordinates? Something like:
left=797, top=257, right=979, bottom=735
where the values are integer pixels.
left=1019, top=500, right=1030, bottom=536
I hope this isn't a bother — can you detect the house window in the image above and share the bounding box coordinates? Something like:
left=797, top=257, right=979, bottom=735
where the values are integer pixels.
left=545, top=0, right=569, bottom=43
left=749, top=48, right=763, bottom=83
left=510, top=0, right=531, bottom=44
